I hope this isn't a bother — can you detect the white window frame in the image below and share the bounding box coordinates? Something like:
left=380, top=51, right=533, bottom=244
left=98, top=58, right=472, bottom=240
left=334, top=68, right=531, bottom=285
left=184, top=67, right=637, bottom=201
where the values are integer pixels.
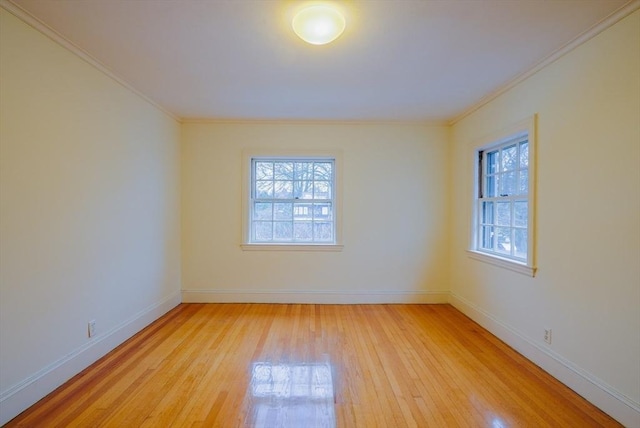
left=468, top=115, right=537, bottom=277
left=241, top=149, right=343, bottom=251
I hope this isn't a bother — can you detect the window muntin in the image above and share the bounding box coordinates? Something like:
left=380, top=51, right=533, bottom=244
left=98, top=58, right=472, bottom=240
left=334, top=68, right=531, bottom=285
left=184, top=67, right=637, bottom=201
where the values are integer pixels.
left=477, top=134, right=529, bottom=262
left=250, top=158, right=335, bottom=244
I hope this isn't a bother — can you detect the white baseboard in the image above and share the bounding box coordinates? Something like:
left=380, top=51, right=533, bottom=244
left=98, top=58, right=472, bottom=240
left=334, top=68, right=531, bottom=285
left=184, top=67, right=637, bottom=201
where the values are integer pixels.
left=181, top=289, right=450, bottom=304
left=0, top=291, right=181, bottom=426
left=449, top=292, right=640, bottom=428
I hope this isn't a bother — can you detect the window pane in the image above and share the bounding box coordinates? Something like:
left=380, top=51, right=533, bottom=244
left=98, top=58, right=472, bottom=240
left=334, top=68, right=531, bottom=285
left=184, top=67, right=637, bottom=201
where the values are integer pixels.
left=314, top=203, right=332, bottom=220
left=482, top=201, right=494, bottom=224
left=501, top=145, right=517, bottom=171
left=256, top=181, right=273, bottom=198
left=294, top=162, right=314, bottom=180
left=520, top=141, right=529, bottom=168
left=313, top=222, right=333, bottom=242
left=514, top=201, right=528, bottom=227
left=254, top=202, right=272, bottom=220
left=293, top=222, right=312, bottom=241
left=481, top=226, right=494, bottom=250
left=314, top=162, right=332, bottom=180
left=313, top=181, right=331, bottom=199
left=274, top=162, right=293, bottom=180
left=255, top=162, right=273, bottom=180
left=514, top=229, right=528, bottom=260
left=486, top=175, right=498, bottom=197
left=274, top=180, right=293, bottom=199
left=501, top=172, right=516, bottom=196
left=486, top=151, right=498, bottom=175
left=495, top=227, right=511, bottom=255
left=254, top=221, right=272, bottom=241
left=274, top=203, right=292, bottom=220
left=274, top=222, right=293, bottom=241
left=496, top=202, right=510, bottom=226
left=519, top=170, right=528, bottom=194
left=293, top=181, right=313, bottom=199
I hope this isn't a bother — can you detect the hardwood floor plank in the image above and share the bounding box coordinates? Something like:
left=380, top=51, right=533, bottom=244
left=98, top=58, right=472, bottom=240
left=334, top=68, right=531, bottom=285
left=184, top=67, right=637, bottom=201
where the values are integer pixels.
left=5, top=304, right=623, bottom=427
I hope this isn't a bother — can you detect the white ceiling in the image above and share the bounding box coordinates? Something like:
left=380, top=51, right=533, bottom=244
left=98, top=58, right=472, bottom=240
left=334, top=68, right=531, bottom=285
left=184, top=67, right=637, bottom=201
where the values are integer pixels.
left=6, top=0, right=633, bottom=122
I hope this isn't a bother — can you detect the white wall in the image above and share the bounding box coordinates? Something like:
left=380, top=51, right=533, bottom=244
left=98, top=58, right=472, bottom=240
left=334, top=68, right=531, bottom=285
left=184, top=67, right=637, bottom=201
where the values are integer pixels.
left=0, top=8, right=181, bottom=424
left=181, top=122, right=450, bottom=303
left=449, top=10, right=640, bottom=427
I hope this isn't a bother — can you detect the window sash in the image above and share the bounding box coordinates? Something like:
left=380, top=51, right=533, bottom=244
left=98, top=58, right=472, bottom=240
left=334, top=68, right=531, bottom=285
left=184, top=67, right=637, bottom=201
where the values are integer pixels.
left=477, top=197, right=528, bottom=261
left=479, top=137, right=529, bottom=199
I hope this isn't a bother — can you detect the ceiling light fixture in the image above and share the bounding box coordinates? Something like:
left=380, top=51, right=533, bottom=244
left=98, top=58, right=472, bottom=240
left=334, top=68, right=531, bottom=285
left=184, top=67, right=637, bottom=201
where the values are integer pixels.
left=292, top=5, right=346, bottom=45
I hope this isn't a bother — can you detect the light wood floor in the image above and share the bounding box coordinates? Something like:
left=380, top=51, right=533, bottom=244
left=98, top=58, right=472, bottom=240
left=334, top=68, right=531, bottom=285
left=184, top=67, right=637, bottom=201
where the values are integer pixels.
left=6, top=304, right=621, bottom=427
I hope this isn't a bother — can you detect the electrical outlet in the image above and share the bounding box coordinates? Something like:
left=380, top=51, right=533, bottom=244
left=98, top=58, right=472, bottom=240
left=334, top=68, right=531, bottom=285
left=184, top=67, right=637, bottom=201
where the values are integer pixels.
left=88, top=320, right=96, bottom=338
left=544, top=328, right=552, bottom=344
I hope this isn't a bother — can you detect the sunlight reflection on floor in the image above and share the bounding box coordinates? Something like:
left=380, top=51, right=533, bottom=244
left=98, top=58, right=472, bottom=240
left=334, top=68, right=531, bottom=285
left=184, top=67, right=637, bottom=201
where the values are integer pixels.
left=244, top=359, right=336, bottom=428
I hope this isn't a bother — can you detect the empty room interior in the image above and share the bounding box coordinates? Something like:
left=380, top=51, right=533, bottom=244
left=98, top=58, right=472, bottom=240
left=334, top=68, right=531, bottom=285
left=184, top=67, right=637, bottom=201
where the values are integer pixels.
left=1, top=0, right=639, bottom=426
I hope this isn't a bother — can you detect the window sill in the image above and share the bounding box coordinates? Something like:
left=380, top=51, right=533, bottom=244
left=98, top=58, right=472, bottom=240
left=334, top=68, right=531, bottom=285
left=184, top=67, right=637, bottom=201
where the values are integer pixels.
left=466, top=250, right=537, bottom=277
left=241, top=244, right=344, bottom=252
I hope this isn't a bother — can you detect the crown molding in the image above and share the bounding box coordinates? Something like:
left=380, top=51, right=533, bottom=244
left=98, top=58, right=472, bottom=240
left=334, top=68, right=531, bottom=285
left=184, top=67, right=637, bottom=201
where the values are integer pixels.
left=180, top=117, right=449, bottom=126
left=449, top=0, right=640, bottom=126
left=0, top=0, right=180, bottom=123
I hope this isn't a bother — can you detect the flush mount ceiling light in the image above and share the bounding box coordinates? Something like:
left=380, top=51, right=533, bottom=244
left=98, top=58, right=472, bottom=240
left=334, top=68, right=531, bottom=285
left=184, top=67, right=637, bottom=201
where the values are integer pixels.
left=292, top=5, right=346, bottom=45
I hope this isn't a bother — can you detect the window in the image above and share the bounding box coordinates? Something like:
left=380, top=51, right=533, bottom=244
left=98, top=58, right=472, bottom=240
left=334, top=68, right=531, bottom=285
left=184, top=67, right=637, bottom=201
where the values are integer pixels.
left=242, top=152, right=342, bottom=250
left=469, top=116, right=536, bottom=276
